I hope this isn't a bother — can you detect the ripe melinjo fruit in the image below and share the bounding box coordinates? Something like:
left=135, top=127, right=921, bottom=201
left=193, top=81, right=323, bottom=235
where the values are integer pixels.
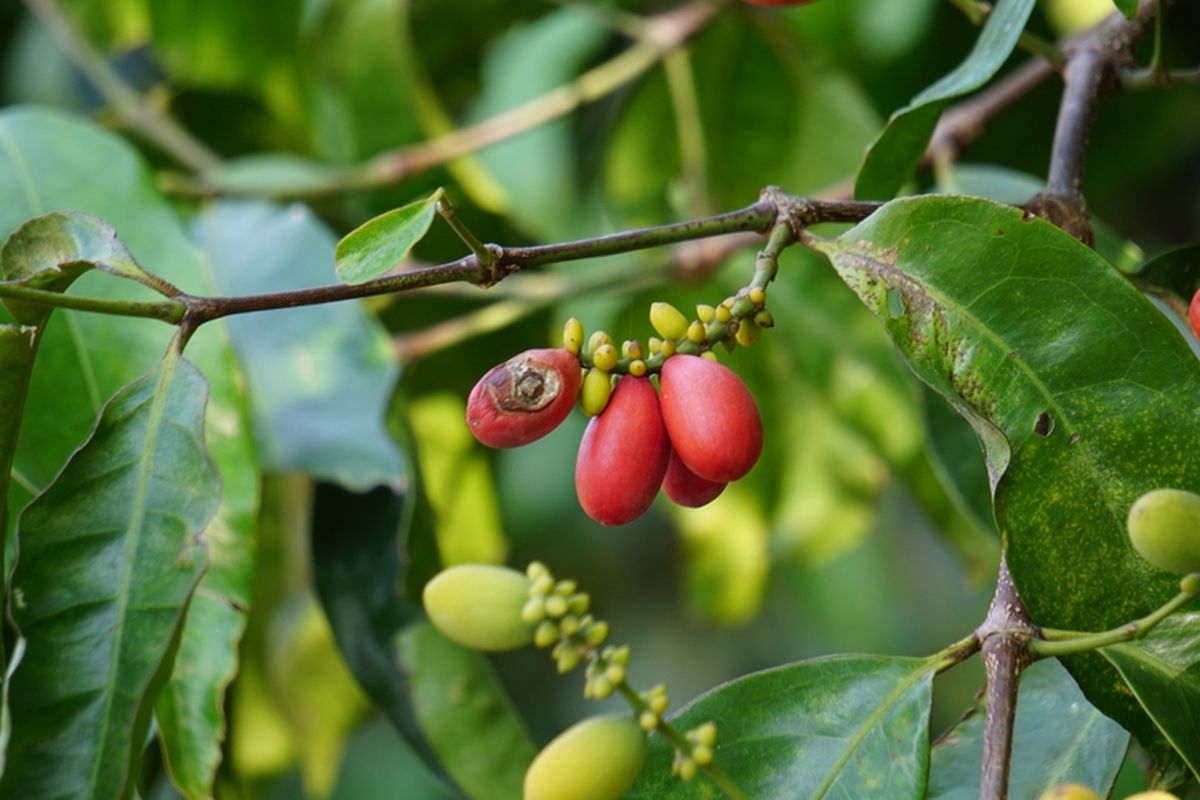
left=660, top=355, right=763, bottom=482
left=575, top=376, right=670, bottom=525
left=662, top=448, right=726, bottom=508
left=466, top=349, right=580, bottom=448
left=422, top=564, right=534, bottom=651
left=524, top=714, right=647, bottom=800
left=1126, top=488, right=1200, bottom=575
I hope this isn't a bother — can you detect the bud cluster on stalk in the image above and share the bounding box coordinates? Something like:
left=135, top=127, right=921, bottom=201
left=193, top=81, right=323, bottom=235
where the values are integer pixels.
left=464, top=289, right=772, bottom=525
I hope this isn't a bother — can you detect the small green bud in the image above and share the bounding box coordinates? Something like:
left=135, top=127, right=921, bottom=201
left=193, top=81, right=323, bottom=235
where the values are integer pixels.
left=560, top=615, right=580, bottom=636
left=535, top=621, right=560, bottom=648
left=735, top=318, right=761, bottom=347
left=754, top=309, right=775, bottom=328
left=587, top=330, right=613, bottom=355
left=692, top=721, right=717, bottom=746
left=639, top=711, right=659, bottom=732
left=1127, top=488, right=1200, bottom=574
left=604, top=664, right=626, bottom=685
left=686, top=320, right=706, bottom=344
left=1038, top=785, right=1102, bottom=800
left=422, top=564, right=535, bottom=651
left=589, top=675, right=613, bottom=699
left=692, top=744, right=713, bottom=766
left=531, top=574, right=555, bottom=596
left=621, top=339, right=644, bottom=360
left=544, top=594, right=568, bottom=618
left=585, top=621, right=609, bottom=647
left=700, top=351, right=718, bottom=362
left=556, top=647, right=581, bottom=673
left=660, top=340, right=676, bottom=358
left=555, top=579, right=577, bottom=596
left=1181, top=573, right=1200, bottom=595
left=522, top=597, right=547, bottom=625
left=675, top=757, right=697, bottom=781
left=647, top=337, right=663, bottom=355
left=592, top=343, right=618, bottom=371
left=526, top=561, right=551, bottom=581
left=581, top=368, right=613, bottom=417
left=696, top=304, right=715, bottom=323
left=650, top=302, right=689, bottom=341
left=629, top=359, right=647, bottom=377
left=567, top=593, right=590, bottom=615
left=563, top=318, right=584, bottom=355
left=525, top=715, right=647, bottom=800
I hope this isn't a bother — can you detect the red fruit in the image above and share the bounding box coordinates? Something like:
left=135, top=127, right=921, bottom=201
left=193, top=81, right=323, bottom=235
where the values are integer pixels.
left=1189, top=288, right=1200, bottom=341
left=467, top=349, right=581, bottom=448
left=663, top=448, right=726, bottom=508
left=575, top=376, right=670, bottom=526
left=659, top=355, right=763, bottom=482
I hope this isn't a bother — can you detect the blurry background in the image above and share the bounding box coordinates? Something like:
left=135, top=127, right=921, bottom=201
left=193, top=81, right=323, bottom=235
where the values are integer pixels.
left=0, top=0, right=1198, bottom=796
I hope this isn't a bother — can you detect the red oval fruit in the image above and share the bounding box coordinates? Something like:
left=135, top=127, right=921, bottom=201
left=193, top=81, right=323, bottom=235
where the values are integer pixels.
left=1189, top=288, right=1200, bottom=342
left=660, top=355, right=763, bottom=482
left=575, top=376, right=670, bottom=526
left=467, top=349, right=581, bottom=448
left=663, top=448, right=726, bottom=508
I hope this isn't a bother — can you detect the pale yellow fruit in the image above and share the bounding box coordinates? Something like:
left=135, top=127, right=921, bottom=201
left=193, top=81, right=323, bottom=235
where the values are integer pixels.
left=1124, top=792, right=1181, bottom=800
left=422, top=564, right=533, bottom=651
left=524, top=714, right=646, bottom=800
left=1039, top=784, right=1101, bottom=800
left=1127, top=488, right=1200, bottom=575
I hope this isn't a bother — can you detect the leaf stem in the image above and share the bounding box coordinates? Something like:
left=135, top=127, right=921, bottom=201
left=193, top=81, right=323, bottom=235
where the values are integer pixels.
left=1029, top=576, right=1199, bottom=658
left=21, top=0, right=220, bottom=172
left=434, top=190, right=496, bottom=268
left=0, top=282, right=185, bottom=323
left=615, top=683, right=750, bottom=800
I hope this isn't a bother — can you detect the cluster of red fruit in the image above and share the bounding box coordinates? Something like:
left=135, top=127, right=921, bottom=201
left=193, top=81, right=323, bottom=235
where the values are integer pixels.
left=466, top=348, right=763, bottom=526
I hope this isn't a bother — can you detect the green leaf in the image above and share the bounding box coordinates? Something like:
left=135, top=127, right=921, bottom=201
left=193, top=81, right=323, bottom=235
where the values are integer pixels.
left=854, top=0, right=1036, bottom=200
left=0, top=348, right=217, bottom=798
left=335, top=192, right=439, bottom=285
left=0, top=325, right=36, bottom=537
left=310, top=483, right=445, bottom=778
left=0, top=107, right=260, bottom=799
left=927, top=658, right=1129, bottom=799
left=195, top=200, right=404, bottom=489
left=1112, top=0, right=1138, bottom=20
left=0, top=211, right=177, bottom=323
left=1103, top=610, right=1200, bottom=779
left=812, top=194, right=1200, bottom=746
left=1133, top=243, right=1200, bottom=303
left=627, top=655, right=935, bottom=798
left=204, top=155, right=354, bottom=198
left=394, top=622, right=537, bottom=800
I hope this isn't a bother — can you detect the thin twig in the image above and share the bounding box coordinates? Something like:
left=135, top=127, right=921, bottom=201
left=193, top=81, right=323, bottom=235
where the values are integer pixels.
left=21, top=0, right=221, bottom=172
left=1121, top=65, right=1200, bottom=90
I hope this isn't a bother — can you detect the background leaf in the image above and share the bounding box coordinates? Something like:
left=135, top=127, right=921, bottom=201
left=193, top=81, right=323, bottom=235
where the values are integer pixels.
left=335, top=192, right=439, bottom=285
left=927, top=657, right=1129, bottom=799
left=813, top=194, right=1200, bottom=747
left=627, top=655, right=935, bottom=799
left=195, top=199, right=404, bottom=490
left=1103, top=609, right=1200, bottom=779
left=395, top=622, right=537, bottom=800
left=0, top=349, right=216, bottom=798
left=854, top=0, right=1036, bottom=199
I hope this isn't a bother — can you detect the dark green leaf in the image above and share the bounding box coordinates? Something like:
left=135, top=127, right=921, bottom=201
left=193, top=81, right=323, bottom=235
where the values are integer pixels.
left=1103, top=610, right=1200, bottom=779
left=0, top=107, right=261, bottom=800
left=394, top=622, right=537, bottom=800
left=335, top=192, right=440, bottom=285
left=1133, top=243, right=1200, bottom=304
left=0, top=211, right=176, bottom=323
left=927, top=658, right=1129, bottom=799
left=0, top=325, right=36, bottom=539
left=812, top=194, right=1200, bottom=746
left=195, top=200, right=404, bottom=490
left=627, top=655, right=935, bottom=799
left=854, top=0, right=1036, bottom=199
left=310, top=483, right=444, bottom=779
left=0, top=348, right=217, bottom=798
left=1112, top=0, right=1137, bottom=20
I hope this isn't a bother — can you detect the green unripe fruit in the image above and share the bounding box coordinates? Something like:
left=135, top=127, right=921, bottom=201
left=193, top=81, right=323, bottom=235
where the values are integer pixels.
left=422, top=565, right=534, bottom=651
left=1039, top=785, right=1101, bottom=800
left=735, top=318, right=761, bottom=347
left=650, top=302, right=689, bottom=341
left=535, top=621, right=559, bottom=648
left=581, top=368, right=613, bottom=416
left=524, top=715, right=647, bottom=800
left=585, top=621, right=609, bottom=646
left=563, top=318, right=584, bottom=355
left=715, top=304, right=732, bottom=323
left=587, top=330, right=613, bottom=355
left=1124, top=792, right=1181, bottom=800
left=592, top=343, right=618, bottom=371
left=545, top=593, right=568, bottom=618
left=1126, top=488, right=1200, bottom=574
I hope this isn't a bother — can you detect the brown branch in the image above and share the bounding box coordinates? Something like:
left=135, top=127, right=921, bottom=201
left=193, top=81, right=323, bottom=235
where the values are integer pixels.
left=975, top=557, right=1039, bottom=800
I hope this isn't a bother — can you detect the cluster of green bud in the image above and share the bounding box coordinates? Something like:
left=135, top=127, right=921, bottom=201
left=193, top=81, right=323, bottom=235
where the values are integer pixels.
left=636, top=683, right=670, bottom=732
left=525, top=562, right=609, bottom=673
left=584, top=644, right=630, bottom=699
left=672, top=721, right=718, bottom=781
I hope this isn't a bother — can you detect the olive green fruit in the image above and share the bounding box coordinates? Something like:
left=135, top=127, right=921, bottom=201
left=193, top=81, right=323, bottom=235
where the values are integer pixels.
left=1126, top=488, right=1200, bottom=575
left=592, top=343, right=618, bottom=371
left=422, top=564, right=534, bottom=651
left=563, top=318, right=584, bottom=355
left=524, top=714, right=647, bottom=800
left=650, top=301, right=689, bottom=341
left=1038, top=784, right=1101, bottom=800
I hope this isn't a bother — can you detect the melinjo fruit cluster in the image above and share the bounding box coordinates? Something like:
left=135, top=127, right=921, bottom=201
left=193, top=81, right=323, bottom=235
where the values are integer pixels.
left=466, top=288, right=771, bottom=525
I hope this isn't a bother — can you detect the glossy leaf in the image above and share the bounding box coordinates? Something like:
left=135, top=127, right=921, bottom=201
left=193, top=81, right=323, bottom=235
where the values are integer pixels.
left=310, top=482, right=445, bottom=778
left=1103, top=610, right=1200, bottom=779
left=854, top=0, right=1036, bottom=199
left=0, top=349, right=216, bottom=798
left=927, top=658, right=1129, bottom=799
left=195, top=199, right=404, bottom=490
left=1134, top=243, right=1200, bottom=303
left=335, top=192, right=439, bottom=285
left=627, top=655, right=935, bottom=798
left=813, top=194, right=1200, bottom=745
left=0, top=107, right=260, bottom=800
left=394, top=622, right=537, bottom=800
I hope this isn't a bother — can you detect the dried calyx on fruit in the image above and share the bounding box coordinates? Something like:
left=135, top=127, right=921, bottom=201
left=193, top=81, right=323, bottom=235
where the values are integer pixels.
left=466, top=348, right=580, bottom=448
